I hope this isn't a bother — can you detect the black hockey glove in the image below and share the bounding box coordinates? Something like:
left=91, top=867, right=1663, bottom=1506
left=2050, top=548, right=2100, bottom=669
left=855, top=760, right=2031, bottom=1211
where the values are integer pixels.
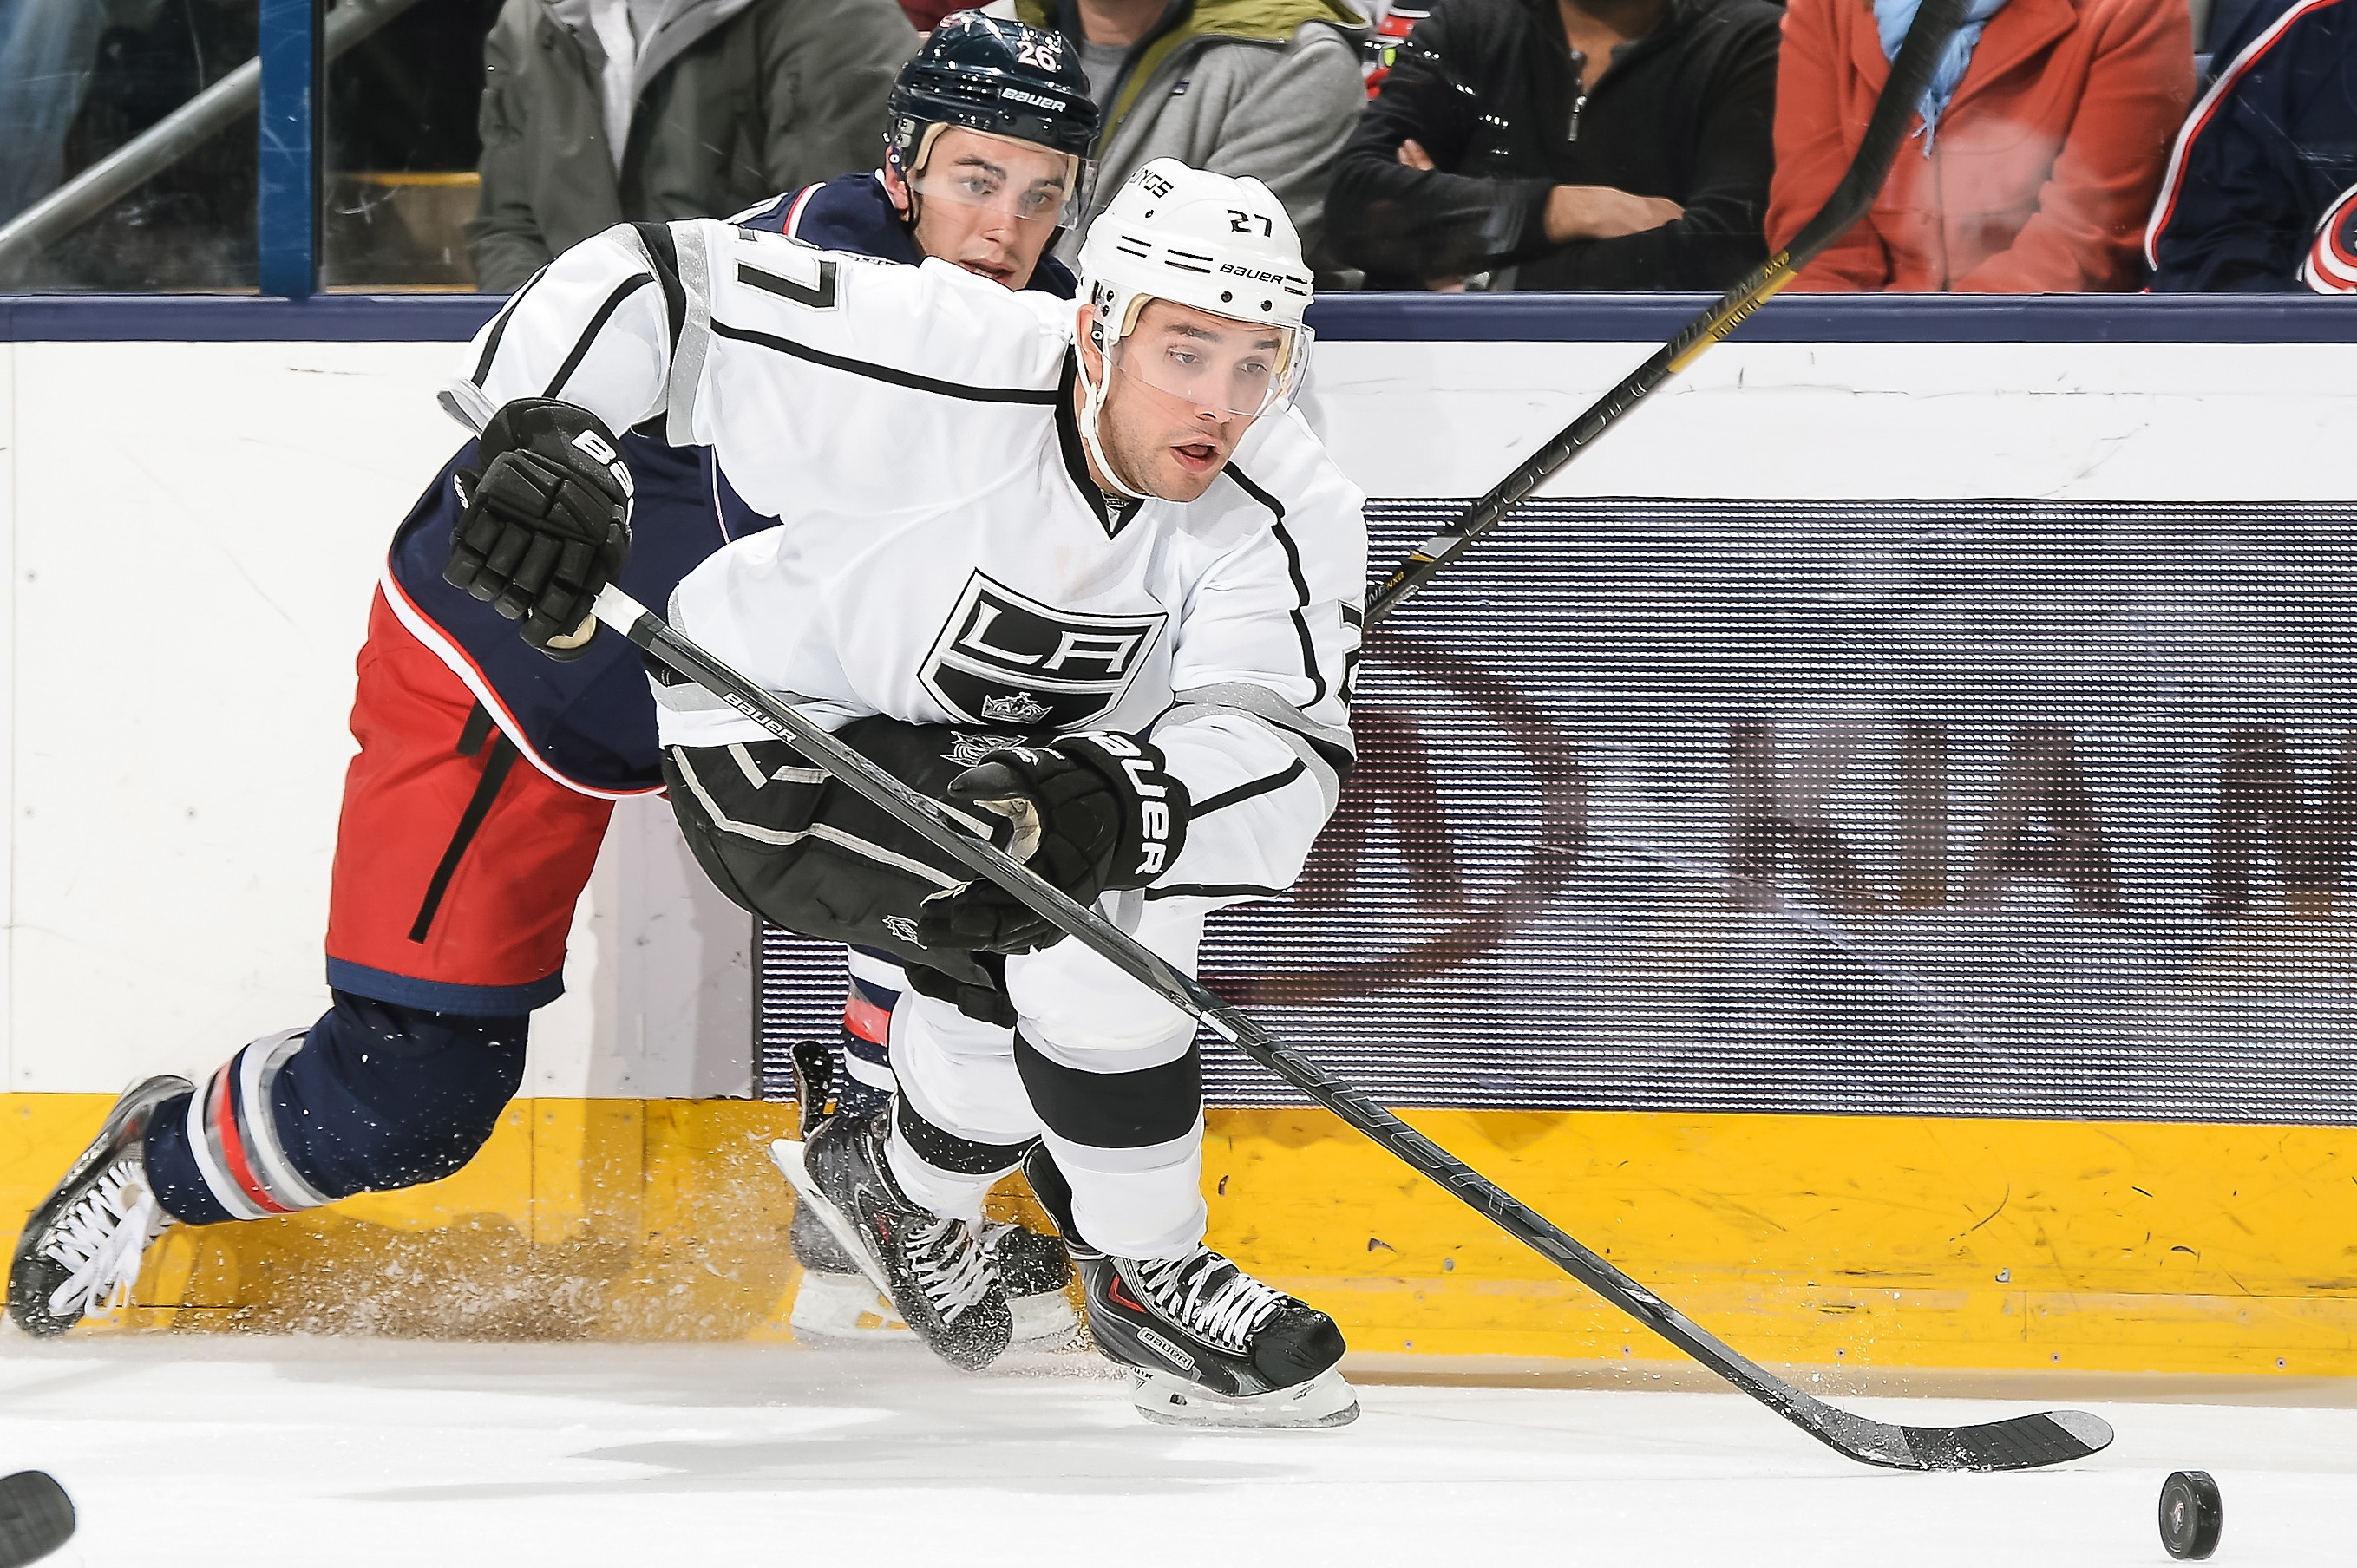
left=900, top=952, right=1018, bottom=1028
left=446, top=398, right=633, bottom=660
left=917, top=734, right=1190, bottom=954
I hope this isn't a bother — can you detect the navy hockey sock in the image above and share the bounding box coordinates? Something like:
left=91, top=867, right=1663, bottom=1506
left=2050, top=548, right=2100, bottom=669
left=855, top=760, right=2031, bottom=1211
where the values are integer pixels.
left=144, top=990, right=527, bottom=1225
left=835, top=945, right=904, bottom=1120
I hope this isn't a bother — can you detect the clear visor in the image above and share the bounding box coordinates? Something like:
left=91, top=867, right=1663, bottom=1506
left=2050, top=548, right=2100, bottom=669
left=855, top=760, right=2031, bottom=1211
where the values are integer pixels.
left=907, top=128, right=1094, bottom=229
left=1106, top=316, right=1311, bottom=419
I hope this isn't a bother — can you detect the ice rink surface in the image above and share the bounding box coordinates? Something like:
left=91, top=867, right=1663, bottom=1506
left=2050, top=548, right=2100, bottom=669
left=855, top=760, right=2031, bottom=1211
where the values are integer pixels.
left=2, top=1336, right=2350, bottom=1565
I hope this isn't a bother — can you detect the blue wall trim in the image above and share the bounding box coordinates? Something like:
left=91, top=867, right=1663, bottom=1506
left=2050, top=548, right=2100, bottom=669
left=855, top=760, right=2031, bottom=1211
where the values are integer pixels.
left=1, top=290, right=2353, bottom=344
left=256, top=0, right=319, bottom=300
left=1300, top=291, right=2357, bottom=343
left=0, top=294, right=507, bottom=341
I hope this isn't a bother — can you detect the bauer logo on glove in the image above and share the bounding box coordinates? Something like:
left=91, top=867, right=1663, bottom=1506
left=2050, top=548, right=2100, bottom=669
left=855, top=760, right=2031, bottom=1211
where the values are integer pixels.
left=1084, top=732, right=1178, bottom=879
left=445, top=398, right=635, bottom=661
left=916, top=732, right=1190, bottom=953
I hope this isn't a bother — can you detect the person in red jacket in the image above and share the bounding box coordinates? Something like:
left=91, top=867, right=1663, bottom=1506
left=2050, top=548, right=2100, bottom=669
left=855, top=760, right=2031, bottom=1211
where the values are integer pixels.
left=1765, top=0, right=2192, bottom=291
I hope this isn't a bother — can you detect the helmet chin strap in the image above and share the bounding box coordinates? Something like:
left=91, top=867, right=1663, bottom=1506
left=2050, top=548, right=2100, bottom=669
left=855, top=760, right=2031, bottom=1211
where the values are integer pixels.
left=1077, top=328, right=1155, bottom=504
left=889, top=121, right=958, bottom=239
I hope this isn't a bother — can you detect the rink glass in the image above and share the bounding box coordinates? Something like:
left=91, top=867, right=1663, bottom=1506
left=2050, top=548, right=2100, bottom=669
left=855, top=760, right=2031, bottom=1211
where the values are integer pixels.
left=320, top=0, right=499, bottom=291
left=0, top=0, right=260, bottom=291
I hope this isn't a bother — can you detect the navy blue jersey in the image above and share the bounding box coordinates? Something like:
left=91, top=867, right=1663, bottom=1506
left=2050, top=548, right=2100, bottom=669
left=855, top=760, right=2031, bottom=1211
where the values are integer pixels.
left=387, top=173, right=1077, bottom=795
left=2145, top=0, right=2357, bottom=291
left=382, top=434, right=763, bottom=794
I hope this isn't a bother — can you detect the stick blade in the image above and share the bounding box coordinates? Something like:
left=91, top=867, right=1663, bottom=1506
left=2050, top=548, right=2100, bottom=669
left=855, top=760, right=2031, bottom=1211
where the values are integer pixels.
left=0, top=1471, right=74, bottom=1567
left=1897, top=1408, right=2114, bottom=1472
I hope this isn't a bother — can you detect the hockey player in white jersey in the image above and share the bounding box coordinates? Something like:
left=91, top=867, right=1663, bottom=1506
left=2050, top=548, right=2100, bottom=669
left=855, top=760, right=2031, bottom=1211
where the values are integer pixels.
left=445, top=159, right=1365, bottom=1426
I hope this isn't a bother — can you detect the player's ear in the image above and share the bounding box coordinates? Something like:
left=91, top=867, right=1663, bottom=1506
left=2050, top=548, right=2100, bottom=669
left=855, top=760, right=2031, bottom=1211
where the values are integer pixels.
left=1075, top=304, right=1103, bottom=376
left=882, top=161, right=913, bottom=218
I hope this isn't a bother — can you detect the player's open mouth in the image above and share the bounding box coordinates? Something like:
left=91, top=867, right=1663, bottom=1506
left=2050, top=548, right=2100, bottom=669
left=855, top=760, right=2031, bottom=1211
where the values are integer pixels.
left=1172, top=441, right=1221, bottom=472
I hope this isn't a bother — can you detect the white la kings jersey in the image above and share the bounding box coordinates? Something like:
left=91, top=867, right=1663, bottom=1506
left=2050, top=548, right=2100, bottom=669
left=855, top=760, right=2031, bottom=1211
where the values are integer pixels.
left=447, top=218, right=1366, bottom=904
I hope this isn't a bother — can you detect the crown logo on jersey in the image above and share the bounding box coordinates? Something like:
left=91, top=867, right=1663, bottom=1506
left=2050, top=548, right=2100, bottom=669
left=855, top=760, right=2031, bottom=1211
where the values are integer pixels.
left=980, top=692, right=1053, bottom=725
left=882, top=914, right=922, bottom=947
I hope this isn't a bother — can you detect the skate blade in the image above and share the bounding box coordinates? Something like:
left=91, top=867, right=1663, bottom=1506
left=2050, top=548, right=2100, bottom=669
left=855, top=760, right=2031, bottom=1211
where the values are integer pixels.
left=1130, top=1367, right=1360, bottom=1429
left=789, top=1268, right=913, bottom=1346
left=1010, top=1290, right=1081, bottom=1353
left=790, top=1278, right=1078, bottom=1356
left=768, top=1140, right=895, bottom=1302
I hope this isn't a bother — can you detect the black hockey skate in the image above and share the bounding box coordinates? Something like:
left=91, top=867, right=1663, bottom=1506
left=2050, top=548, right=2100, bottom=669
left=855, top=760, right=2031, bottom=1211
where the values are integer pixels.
left=1023, top=1144, right=1358, bottom=1428
left=788, top=1189, right=916, bottom=1345
left=8, top=1075, right=189, bottom=1338
left=777, top=1041, right=1077, bottom=1352
left=781, top=1041, right=912, bottom=1346
left=769, top=1109, right=1012, bottom=1371
left=987, top=1220, right=1079, bottom=1351
left=788, top=1199, right=1080, bottom=1350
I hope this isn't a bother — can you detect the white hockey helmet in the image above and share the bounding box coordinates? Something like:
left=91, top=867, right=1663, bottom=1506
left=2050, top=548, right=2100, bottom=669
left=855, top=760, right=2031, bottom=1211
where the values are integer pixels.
left=1073, top=160, right=1315, bottom=499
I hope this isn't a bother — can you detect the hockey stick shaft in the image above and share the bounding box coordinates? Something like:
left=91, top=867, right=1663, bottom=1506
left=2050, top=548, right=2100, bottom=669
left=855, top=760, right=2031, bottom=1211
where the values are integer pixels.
left=1363, top=0, right=1971, bottom=629
left=595, top=585, right=1860, bottom=1451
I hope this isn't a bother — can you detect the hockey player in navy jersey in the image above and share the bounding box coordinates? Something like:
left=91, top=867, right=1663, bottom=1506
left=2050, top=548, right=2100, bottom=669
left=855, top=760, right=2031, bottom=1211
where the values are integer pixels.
left=7, top=13, right=1097, bottom=1354
left=433, top=159, right=1368, bottom=1425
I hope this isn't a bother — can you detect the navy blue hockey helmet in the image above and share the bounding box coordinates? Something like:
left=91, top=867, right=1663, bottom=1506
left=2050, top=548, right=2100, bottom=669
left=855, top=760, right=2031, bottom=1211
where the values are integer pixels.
left=887, top=13, right=1100, bottom=221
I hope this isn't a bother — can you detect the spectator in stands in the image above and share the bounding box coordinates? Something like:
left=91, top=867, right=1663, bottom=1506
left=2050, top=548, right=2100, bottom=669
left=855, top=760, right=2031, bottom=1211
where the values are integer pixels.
left=468, top=0, right=918, bottom=292
left=1768, top=0, right=2192, bottom=291
left=901, top=0, right=972, bottom=25
left=2146, top=0, right=2357, bottom=291
left=986, top=0, right=1368, bottom=267
left=1324, top=0, right=1782, bottom=291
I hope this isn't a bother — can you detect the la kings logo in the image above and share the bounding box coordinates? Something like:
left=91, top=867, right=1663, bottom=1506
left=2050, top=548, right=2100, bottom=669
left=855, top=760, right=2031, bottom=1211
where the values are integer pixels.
left=920, top=572, right=1166, bottom=730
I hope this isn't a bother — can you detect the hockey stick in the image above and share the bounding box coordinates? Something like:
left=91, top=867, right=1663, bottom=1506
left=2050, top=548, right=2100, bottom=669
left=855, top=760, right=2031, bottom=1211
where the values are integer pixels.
left=0, top=1472, right=74, bottom=1568
left=1363, top=0, right=1973, bottom=628
left=593, top=582, right=2111, bottom=1473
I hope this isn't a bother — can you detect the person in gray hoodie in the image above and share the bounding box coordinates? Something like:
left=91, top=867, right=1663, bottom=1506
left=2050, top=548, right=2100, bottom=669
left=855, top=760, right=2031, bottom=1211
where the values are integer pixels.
left=468, top=0, right=919, bottom=292
left=984, top=0, right=1365, bottom=269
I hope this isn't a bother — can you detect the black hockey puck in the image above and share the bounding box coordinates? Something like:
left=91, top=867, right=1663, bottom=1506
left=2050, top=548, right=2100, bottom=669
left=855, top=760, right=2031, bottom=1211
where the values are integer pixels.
left=0, top=1469, right=75, bottom=1567
left=2158, top=1470, right=2223, bottom=1561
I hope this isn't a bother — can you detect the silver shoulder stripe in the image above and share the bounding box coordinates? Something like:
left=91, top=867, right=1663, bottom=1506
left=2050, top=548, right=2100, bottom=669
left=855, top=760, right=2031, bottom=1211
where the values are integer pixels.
left=651, top=221, right=714, bottom=446
left=1172, top=681, right=1354, bottom=755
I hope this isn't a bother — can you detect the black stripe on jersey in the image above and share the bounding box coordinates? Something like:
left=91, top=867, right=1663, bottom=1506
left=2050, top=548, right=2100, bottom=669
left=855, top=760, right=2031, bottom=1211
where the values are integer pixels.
left=1192, top=759, right=1307, bottom=816
left=469, top=265, right=549, bottom=388
left=633, top=222, right=688, bottom=352
left=710, top=319, right=1064, bottom=405
left=1169, top=689, right=1355, bottom=785
left=1304, top=730, right=1356, bottom=783
left=1224, top=467, right=1327, bottom=709
left=1142, top=882, right=1287, bottom=902
left=543, top=273, right=657, bottom=400
left=1339, top=603, right=1365, bottom=703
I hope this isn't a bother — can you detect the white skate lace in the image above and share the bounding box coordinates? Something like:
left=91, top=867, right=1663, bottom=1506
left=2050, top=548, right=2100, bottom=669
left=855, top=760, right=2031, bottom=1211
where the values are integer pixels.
left=907, top=1217, right=998, bottom=1325
left=1133, top=1247, right=1287, bottom=1352
left=42, top=1162, right=167, bottom=1322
